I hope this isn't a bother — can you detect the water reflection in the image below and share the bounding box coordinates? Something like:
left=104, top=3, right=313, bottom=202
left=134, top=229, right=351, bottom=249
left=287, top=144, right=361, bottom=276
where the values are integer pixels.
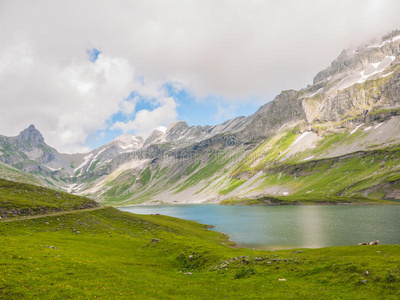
left=297, top=205, right=325, bottom=248
left=118, top=205, right=400, bottom=250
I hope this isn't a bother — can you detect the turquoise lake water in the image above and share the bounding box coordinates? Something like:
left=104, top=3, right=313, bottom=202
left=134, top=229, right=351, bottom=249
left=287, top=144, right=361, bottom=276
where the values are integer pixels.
left=118, top=204, right=400, bottom=249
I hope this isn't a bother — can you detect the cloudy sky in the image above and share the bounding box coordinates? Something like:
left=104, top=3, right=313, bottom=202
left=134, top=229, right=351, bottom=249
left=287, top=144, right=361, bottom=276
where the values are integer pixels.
left=1, top=0, right=400, bottom=153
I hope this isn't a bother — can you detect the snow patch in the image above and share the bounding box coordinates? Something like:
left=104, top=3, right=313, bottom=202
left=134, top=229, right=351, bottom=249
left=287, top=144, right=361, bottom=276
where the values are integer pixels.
left=82, top=159, right=150, bottom=195
left=374, top=123, right=383, bottom=129
left=371, top=62, right=380, bottom=68
left=119, top=144, right=136, bottom=150
left=350, top=124, right=364, bottom=135
left=367, top=35, right=400, bottom=48
left=114, top=134, right=139, bottom=143
left=338, top=56, right=395, bottom=90
left=62, top=184, right=77, bottom=193
left=282, top=192, right=289, bottom=196
left=87, top=148, right=106, bottom=170
left=302, top=156, right=315, bottom=161
left=46, top=166, right=61, bottom=171
left=381, top=72, right=394, bottom=78
left=74, top=154, right=93, bottom=172
left=357, top=56, right=395, bottom=84
left=364, top=126, right=372, bottom=131
left=113, top=134, right=142, bottom=150
left=293, top=132, right=310, bottom=146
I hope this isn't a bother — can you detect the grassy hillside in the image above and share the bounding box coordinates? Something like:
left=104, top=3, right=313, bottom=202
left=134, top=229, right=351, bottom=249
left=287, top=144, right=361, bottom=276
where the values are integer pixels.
left=0, top=162, right=42, bottom=186
left=208, top=121, right=400, bottom=203
left=265, top=148, right=400, bottom=199
left=0, top=178, right=98, bottom=218
left=0, top=180, right=400, bottom=299
left=92, top=120, right=400, bottom=205
left=1, top=207, right=400, bottom=299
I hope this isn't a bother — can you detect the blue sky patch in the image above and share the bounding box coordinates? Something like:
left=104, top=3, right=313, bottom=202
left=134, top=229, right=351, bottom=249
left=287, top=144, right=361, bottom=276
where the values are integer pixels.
left=87, top=83, right=260, bottom=150
left=86, top=48, right=101, bottom=63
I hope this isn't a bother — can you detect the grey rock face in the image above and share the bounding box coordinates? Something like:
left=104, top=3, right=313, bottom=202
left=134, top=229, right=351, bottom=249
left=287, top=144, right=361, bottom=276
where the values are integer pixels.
left=166, top=121, right=190, bottom=139
left=314, top=31, right=400, bottom=85
left=383, top=71, right=400, bottom=104
left=18, top=124, right=44, bottom=147
left=244, top=90, right=306, bottom=139
left=144, top=130, right=164, bottom=146
left=0, top=124, right=71, bottom=179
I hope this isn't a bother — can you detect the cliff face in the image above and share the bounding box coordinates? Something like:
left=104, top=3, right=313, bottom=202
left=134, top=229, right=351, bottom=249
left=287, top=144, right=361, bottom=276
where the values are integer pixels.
left=243, top=90, right=306, bottom=139
left=314, top=32, right=400, bottom=85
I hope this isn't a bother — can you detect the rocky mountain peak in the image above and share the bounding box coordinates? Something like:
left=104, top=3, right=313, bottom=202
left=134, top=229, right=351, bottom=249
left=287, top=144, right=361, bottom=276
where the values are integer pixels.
left=144, top=129, right=165, bottom=146
left=313, top=31, right=400, bottom=86
left=166, top=121, right=189, bottom=134
left=18, top=124, right=44, bottom=146
left=114, top=134, right=142, bottom=144
left=382, top=29, right=400, bottom=42
left=112, top=134, right=144, bottom=150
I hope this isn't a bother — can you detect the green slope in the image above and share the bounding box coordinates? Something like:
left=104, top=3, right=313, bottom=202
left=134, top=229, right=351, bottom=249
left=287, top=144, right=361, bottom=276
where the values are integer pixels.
left=1, top=208, right=400, bottom=299
left=0, top=178, right=99, bottom=218
left=0, top=180, right=400, bottom=299
left=0, top=162, right=42, bottom=186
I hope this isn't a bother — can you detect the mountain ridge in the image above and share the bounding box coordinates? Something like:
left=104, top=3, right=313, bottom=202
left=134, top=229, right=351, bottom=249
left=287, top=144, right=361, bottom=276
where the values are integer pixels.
left=1, top=31, right=400, bottom=204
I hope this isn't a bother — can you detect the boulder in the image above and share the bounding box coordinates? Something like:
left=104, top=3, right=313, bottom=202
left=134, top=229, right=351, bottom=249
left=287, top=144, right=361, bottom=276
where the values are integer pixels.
left=368, top=240, right=380, bottom=245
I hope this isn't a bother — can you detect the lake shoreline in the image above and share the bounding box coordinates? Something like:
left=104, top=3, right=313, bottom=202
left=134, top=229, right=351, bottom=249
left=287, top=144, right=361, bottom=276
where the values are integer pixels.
left=111, top=195, right=399, bottom=207
left=220, top=195, right=399, bottom=206
left=118, top=204, right=400, bottom=249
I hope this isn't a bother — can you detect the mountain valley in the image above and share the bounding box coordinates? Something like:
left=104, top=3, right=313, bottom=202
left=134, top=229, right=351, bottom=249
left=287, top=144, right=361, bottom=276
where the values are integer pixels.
left=2, top=31, right=400, bottom=205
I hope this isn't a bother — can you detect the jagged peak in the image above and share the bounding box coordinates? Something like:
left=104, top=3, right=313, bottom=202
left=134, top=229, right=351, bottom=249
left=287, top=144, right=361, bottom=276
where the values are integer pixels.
left=150, top=129, right=164, bottom=135
left=111, top=134, right=144, bottom=150
left=166, top=121, right=189, bottom=134
left=113, top=134, right=142, bottom=144
left=144, top=129, right=165, bottom=146
left=18, top=124, right=44, bottom=144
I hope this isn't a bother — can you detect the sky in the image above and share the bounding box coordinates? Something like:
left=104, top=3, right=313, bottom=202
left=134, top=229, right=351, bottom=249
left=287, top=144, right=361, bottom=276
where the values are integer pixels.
left=1, top=0, right=400, bottom=153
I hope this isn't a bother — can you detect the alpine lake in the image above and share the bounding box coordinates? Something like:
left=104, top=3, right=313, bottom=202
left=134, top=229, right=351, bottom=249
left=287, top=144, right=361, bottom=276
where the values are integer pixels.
left=119, top=204, right=400, bottom=250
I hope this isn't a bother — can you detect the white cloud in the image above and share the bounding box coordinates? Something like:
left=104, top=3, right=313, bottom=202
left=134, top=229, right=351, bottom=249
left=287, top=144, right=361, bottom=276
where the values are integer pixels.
left=1, top=0, right=400, bottom=152
left=0, top=36, right=178, bottom=153
left=111, top=97, right=177, bottom=137
left=119, top=98, right=137, bottom=116
left=0, top=47, right=136, bottom=153
left=156, top=126, right=167, bottom=133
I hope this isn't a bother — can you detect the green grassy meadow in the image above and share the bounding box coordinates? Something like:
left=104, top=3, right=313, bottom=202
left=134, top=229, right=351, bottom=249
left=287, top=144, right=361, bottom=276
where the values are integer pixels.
left=1, top=180, right=400, bottom=299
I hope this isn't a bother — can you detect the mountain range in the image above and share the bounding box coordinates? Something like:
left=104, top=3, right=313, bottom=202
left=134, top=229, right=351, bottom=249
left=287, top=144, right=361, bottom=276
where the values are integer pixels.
left=1, top=30, right=400, bottom=205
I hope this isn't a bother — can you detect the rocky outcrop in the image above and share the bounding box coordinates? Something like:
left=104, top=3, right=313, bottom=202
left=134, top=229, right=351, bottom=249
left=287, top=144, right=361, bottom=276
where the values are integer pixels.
left=244, top=90, right=306, bottom=139
left=359, top=178, right=400, bottom=200
left=358, top=240, right=380, bottom=246
left=314, top=31, right=400, bottom=85
left=144, top=129, right=164, bottom=146
left=18, top=124, right=45, bottom=147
